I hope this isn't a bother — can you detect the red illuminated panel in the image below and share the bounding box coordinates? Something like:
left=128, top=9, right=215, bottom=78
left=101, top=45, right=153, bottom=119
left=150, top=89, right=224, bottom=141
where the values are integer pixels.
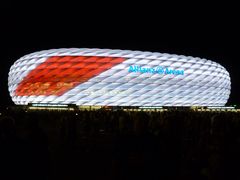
left=15, top=56, right=125, bottom=96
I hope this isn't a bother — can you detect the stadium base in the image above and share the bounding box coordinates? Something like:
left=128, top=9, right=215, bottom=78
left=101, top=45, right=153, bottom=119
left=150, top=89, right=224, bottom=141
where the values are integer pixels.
left=6, top=104, right=239, bottom=112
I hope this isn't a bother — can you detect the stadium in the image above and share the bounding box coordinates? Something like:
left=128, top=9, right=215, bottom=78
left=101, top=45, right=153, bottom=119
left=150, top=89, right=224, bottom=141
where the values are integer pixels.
left=8, top=48, right=231, bottom=107
left=4, top=48, right=240, bottom=180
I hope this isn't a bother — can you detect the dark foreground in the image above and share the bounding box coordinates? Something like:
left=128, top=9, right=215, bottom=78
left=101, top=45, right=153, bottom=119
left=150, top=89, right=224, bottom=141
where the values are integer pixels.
left=0, top=108, right=240, bottom=180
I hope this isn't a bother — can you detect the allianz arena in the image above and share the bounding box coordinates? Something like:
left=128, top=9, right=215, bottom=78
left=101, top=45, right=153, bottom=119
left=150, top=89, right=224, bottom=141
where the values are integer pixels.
left=8, top=48, right=231, bottom=106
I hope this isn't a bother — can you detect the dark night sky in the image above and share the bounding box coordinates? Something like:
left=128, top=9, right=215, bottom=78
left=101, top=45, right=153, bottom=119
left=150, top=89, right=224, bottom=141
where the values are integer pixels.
left=1, top=2, right=239, bottom=107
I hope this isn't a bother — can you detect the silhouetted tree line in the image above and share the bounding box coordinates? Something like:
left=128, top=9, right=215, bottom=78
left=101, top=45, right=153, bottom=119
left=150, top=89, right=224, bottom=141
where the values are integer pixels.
left=0, top=108, right=240, bottom=180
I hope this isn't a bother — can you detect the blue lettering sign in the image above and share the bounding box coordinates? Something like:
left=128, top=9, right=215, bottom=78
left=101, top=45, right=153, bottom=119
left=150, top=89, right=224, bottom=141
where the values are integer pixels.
left=128, top=65, right=184, bottom=75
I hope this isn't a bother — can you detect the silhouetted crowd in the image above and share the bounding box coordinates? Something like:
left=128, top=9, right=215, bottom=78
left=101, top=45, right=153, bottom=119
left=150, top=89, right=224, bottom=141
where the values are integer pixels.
left=0, top=108, right=240, bottom=180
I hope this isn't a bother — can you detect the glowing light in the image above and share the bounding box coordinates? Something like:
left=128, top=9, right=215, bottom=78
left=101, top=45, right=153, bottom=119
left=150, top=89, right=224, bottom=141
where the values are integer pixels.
left=8, top=48, right=231, bottom=106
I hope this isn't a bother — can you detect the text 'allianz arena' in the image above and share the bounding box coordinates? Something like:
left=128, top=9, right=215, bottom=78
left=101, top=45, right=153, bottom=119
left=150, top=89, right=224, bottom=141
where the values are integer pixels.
left=8, top=48, right=231, bottom=106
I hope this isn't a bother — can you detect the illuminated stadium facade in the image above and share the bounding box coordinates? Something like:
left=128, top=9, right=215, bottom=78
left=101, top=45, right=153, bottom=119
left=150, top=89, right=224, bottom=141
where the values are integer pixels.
left=8, top=48, right=231, bottom=106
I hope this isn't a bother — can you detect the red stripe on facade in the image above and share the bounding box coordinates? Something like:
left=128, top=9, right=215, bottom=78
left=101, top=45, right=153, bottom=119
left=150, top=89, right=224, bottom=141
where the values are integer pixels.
left=15, top=56, right=125, bottom=96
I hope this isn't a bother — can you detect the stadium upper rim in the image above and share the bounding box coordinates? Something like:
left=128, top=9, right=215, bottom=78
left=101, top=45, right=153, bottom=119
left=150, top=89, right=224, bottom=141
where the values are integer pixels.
left=15, top=48, right=227, bottom=69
